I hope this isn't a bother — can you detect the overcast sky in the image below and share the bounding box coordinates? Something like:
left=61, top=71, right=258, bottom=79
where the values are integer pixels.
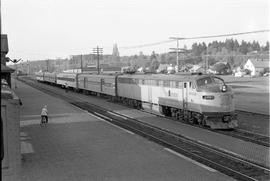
left=2, top=0, right=269, bottom=61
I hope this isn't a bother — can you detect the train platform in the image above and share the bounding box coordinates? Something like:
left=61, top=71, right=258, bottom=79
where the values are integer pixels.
left=13, top=79, right=235, bottom=181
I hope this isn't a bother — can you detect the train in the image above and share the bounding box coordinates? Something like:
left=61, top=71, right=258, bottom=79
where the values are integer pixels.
left=35, top=71, right=238, bottom=129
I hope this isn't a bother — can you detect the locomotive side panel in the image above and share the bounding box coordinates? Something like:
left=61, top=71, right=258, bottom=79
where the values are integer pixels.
left=78, top=74, right=116, bottom=96
left=35, top=72, right=44, bottom=82
left=79, top=75, right=101, bottom=93
left=56, top=73, right=77, bottom=88
left=101, top=76, right=116, bottom=96
left=186, top=81, right=202, bottom=113
left=199, top=92, right=235, bottom=113
left=44, top=72, right=57, bottom=84
left=117, top=77, right=143, bottom=100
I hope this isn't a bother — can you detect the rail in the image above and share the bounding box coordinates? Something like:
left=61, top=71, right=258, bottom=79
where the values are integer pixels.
left=18, top=77, right=270, bottom=181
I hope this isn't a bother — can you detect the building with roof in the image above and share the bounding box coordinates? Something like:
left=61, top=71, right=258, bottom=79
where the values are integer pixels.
left=1, top=34, right=14, bottom=87
left=243, top=58, right=269, bottom=76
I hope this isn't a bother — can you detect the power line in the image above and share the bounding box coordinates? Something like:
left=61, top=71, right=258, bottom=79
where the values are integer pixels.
left=119, top=40, right=174, bottom=49
left=180, top=54, right=268, bottom=59
left=173, top=29, right=270, bottom=40
left=119, top=29, right=269, bottom=50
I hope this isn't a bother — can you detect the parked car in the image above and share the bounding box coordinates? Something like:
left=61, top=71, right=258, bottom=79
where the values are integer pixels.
left=263, top=72, right=270, bottom=77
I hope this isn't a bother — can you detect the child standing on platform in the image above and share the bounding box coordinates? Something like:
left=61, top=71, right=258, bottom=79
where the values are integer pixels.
left=40, top=105, right=48, bottom=124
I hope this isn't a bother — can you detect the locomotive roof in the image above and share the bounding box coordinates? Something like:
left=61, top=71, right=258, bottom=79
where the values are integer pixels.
left=78, top=73, right=116, bottom=78
left=44, top=72, right=56, bottom=75
left=52, top=72, right=221, bottom=82
left=118, top=73, right=214, bottom=82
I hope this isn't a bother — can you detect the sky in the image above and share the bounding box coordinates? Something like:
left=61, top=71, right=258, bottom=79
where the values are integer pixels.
left=1, top=0, right=269, bottom=61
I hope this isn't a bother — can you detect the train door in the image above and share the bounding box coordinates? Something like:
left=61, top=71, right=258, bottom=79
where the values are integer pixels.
left=100, top=78, right=104, bottom=92
left=84, top=77, right=87, bottom=89
left=182, top=82, right=189, bottom=111
left=148, top=83, right=152, bottom=103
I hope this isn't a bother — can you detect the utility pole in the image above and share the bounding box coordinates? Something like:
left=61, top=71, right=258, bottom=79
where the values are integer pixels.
left=169, top=37, right=185, bottom=72
left=92, top=46, right=103, bottom=74
left=205, top=47, right=209, bottom=74
left=80, top=54, right=83, bottom=73
left=46, top=59, right=49, bottom=72
left=27, top=60, right=30, bottom=75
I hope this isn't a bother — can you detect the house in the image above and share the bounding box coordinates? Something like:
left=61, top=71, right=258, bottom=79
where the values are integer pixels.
left=243, top=59, right=269, bottom=76
left=1, top=34, right=14, bottom=87
left=156, top=64, right=170, bottom=73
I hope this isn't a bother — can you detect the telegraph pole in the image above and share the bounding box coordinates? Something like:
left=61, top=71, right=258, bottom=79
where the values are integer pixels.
left=92, top=46, right=103, bottom=74
left=80, top=54, right=83, bottom=73
left=169, top=37, right=185, bottom=72
left=27, top=60, right=30, bottom=75
left=46, top=59, right=49, bottom=72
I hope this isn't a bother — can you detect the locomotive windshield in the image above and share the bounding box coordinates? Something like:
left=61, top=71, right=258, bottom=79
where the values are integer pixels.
left=196, top=76, right=225, bottom=87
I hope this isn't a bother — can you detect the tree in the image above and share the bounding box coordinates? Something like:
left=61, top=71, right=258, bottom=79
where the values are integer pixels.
left=264, top=41, right=269, bottom=51
left=160, top=54, right=166, bottom=64
left=212, top=62, right=231, bottom=74
left=251, top=41, right=260, bottom=51
left=150, top=51, right=157, bottom=61
left=233, top=39, right=240, bottom=51
left=239, top=40, right=248, bottom=54
left=192, top=43, right=201, bottom=56
left=225, top=39, right=234, bottom=52
left=150, top=60, right=159, bottom=72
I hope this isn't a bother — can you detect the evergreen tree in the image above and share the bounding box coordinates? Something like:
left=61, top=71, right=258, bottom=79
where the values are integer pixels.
left=251, top=41, right=260, bottom=51
left=233, top=39, right=239, bottom=51
left=160, top=54, right=166, bottom=64
left=192, top=43, right=201, bottom=56
left=239, top=40, right=248, bottom=54
left=150, top=51, right=157, bottom=61
left=264, top=41, right=269, bottom=51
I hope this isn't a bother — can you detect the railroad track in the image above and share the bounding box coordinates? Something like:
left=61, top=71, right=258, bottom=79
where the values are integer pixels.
left=140, top=111, right=270, bottom=147
left=236, top=109, right=269, bottom=117
left=18, top=77, right=270, bottom=181
left=18, top=76, right=269, bottom=147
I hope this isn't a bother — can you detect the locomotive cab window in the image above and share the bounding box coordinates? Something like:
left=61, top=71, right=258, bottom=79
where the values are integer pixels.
left=184, top=83, right=187, bottom=88
left=196, top=77, right=225, bottom=87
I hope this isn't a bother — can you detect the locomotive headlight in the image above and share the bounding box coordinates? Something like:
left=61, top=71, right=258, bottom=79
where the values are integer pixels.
left=202, top=95, right=215, bottom=100
left=221, top=85, right=227, bottom=92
